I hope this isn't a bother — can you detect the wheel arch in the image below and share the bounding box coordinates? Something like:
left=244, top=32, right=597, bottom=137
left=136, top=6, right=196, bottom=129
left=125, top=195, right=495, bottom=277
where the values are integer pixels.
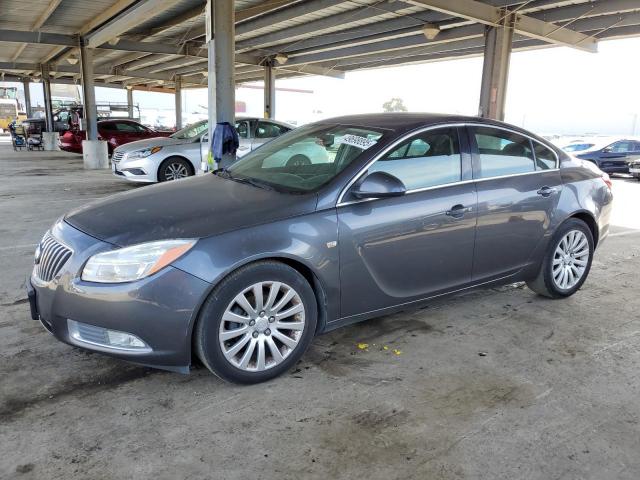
left=568, top=210, right=599, bottom=249
left=188, top=255, right=330, bottom=366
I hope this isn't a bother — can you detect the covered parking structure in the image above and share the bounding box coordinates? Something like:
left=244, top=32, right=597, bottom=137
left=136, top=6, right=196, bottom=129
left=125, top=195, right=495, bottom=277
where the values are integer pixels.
left=1, top=0, right=640, bottom=166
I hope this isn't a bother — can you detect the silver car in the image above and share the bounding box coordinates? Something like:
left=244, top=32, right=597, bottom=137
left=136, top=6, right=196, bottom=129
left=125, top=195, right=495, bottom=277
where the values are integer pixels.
left=111, top=117, right=293, bottom=183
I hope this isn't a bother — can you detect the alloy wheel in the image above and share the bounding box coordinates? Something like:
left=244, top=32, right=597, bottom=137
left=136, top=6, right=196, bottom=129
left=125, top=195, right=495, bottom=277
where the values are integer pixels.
left=164, top=162, right=189, bottom=180
left=218, top=281, right=306, bottom=372
left=551, top=230, right=590, bottom=290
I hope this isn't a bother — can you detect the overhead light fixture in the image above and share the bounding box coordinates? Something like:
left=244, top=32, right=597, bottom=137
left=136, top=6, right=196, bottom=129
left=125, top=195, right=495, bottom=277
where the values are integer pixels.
left=421, top=23, right=440, bottom=40
left=33, top=77, right=41, bottom=83
left=275, top=53, right=288, bottom=65
left=108, top=37, right=120, bottom=46
left=67, top=57, right=78, bottom=65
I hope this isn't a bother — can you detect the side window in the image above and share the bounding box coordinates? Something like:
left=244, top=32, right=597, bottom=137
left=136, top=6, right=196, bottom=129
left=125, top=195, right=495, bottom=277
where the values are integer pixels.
left=235, top=121, right=249, bottom=139
left=99, top=122, right=117, bottom=132
left=114, top=122, right=139, bottom=133
left=369, top=128, right=461, bottom=190
left=256, top=121, right=287, bottom=139
left=472, top=127, right=535, bottom=179
left=533, top=143, right=557, bottom=170
left=609, top=141, right=633, bottom=153
left=633, top=142, right=640, bottom=152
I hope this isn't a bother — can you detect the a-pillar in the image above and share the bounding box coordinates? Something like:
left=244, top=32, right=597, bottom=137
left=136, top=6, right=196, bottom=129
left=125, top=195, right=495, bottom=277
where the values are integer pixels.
left=79, top=39, right=108, bottom=169
left=478, top=10, right=515, bottom=121
left=40, top=64, right=59, bottom=150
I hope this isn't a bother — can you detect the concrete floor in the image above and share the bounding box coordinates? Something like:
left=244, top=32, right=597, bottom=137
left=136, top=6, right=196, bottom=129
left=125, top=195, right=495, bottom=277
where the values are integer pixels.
left=1, top=140, right=639, bottom=480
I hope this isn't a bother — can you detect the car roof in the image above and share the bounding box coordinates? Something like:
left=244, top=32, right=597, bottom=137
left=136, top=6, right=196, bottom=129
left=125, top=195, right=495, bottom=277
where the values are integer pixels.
left=312, top=112, right=552, bottom=144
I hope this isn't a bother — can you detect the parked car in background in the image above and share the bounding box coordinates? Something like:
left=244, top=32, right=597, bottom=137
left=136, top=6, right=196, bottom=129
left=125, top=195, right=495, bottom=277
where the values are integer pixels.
left=573, top=138, right=640, bottom=174
left=561, top=141, right=595, bottom=153
left=28, top=113, right=613, bottom=383
left=112, top=117, right=296, bottom=183
left=59, top=119, right=171, bottom=155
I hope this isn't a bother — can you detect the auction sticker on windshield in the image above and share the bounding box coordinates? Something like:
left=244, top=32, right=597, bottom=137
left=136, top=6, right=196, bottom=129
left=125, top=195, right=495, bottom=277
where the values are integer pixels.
left=337, top=134, right=378, bottom=150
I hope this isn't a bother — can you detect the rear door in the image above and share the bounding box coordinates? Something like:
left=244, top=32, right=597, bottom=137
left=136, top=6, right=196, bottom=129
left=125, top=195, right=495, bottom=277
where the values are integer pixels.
left=338, top=126, right=477, bottom=317
left=468, top=125, right=562, bottom=281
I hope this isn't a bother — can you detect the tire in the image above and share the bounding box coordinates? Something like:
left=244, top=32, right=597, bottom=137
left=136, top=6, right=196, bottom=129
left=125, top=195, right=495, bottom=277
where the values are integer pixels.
left=194, top=261, right=317, bottom=384
left=286, top=154, right=311, bottom=167
left=526, top=218, right=594, bottom=299
left=158, top=157, right=193, bottom=182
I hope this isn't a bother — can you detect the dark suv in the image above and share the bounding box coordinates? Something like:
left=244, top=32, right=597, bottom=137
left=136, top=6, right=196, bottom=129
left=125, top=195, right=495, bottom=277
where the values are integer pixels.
left=575, top=139, right=640, bottom=174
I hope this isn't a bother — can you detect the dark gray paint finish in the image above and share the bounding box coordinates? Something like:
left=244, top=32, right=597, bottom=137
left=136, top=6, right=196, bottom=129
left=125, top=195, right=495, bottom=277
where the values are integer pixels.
left=30, top=113, right=613, bottom=373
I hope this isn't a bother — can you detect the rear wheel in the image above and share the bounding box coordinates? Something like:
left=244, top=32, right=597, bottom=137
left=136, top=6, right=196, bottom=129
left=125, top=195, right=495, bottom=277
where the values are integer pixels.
left=158, top=157, right=193, bottom=182
left=526, top=218, right=594, bottom=298
left=195, top=261, right=317, bottom=384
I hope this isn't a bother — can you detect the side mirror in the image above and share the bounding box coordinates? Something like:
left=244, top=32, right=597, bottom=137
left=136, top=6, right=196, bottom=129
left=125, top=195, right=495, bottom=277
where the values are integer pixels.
left=351, top=171, right=407, bottom=199
left=602, top=146, right=612, bottom=153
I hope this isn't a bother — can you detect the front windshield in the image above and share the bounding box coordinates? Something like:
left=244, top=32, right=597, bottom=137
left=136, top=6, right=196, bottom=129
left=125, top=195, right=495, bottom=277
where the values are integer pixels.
left=226, top=124, right=385, bottom=193
left=171, top=120, right=208, bottom=140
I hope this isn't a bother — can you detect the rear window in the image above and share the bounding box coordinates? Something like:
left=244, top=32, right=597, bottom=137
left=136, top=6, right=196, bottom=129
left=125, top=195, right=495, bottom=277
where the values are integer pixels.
left=472, top=127, right=535, bottom=179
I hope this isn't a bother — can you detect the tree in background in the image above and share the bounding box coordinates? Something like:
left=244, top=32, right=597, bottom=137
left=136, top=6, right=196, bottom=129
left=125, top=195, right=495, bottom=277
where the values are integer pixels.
left=382, top=98, right=408, bottom=112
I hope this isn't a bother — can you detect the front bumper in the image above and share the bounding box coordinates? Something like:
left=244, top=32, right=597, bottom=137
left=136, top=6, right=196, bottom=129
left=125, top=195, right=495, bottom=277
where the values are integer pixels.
left=28, top=221, right=210, bottom=373
left=112, top=154, right=160, bottom=183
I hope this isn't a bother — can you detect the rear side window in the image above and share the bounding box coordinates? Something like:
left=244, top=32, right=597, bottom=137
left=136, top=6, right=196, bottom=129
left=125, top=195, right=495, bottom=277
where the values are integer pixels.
left=370, top=127, right=461, bottom=190
left=533, top=143, right=557, bottom=170
left=472, top=127, right=535, bottom=179
left=256, top=121, right=287, bottom=139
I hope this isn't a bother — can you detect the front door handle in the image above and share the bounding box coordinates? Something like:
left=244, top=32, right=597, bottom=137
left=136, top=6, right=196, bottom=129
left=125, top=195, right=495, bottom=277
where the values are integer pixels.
left=537, top=186, right=558, bottom=197
left=445, top=204, right=471, bottom=218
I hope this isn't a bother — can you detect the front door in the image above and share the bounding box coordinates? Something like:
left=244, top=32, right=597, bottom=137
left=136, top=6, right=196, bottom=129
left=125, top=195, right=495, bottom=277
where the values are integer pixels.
left=338, top=126, right=477, bottom=318
left=468, top=126, right=562, bottom=281
left=600, top=140, right=637, bottom=173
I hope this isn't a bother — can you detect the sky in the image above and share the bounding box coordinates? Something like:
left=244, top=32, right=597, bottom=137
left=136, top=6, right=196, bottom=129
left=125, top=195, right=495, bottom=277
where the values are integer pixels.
left=7, top=36, right=640, bottom=137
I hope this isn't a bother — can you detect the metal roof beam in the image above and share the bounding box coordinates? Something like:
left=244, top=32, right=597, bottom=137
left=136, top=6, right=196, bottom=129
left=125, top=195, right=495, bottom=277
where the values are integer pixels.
left=85, top=0, right=177, bottom=48
left=404, top=0, right=598, bottom=52
left=273, top=0, right=636, bottom=55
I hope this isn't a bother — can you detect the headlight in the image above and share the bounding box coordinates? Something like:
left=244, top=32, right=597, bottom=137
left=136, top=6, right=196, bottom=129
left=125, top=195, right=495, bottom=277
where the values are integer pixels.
left=128, top=146, right=162, bottom=159
left=82, top=239, right=196, bottom=283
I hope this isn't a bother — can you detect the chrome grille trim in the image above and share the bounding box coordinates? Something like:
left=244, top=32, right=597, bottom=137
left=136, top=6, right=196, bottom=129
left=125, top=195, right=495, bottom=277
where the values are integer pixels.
left=112, top=151, right=125, bottom=163
left=35, top=231, right=73, bottom=282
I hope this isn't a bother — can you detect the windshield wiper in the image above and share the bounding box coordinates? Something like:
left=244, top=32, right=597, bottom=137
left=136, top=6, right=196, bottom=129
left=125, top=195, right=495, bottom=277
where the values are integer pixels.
left=213, top=167, right=233, bottom=178
left=230, top=176, right=274, bottom=191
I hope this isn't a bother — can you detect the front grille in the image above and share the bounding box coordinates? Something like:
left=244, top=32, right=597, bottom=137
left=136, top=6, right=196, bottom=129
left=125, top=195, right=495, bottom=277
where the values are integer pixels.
left=35, top=232, right=72, bottom=282
left=112, top=151, right=125, bottom=163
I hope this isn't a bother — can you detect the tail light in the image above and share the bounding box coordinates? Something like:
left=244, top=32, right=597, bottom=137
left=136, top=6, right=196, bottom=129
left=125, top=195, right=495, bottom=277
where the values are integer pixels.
left=601, top=172, right=612, bottom=190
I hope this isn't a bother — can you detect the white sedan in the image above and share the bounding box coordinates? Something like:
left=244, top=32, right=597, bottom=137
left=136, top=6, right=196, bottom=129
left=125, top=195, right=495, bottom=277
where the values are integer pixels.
left=111, top=117, right=294, bottom=183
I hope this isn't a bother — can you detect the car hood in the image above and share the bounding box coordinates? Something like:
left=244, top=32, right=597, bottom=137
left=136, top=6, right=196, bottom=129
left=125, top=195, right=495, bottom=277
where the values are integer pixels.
left=64, top=174, right=318, bottom=246
left=114, top=136, right=190, bottom=153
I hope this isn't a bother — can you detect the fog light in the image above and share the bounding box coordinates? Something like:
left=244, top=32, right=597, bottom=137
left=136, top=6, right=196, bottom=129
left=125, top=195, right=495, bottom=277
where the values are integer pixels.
left=107, top=330, right=147, bottom=348
left=67, top=319, right=151, bottom=353
left=123, top=168, right=147, bottom=175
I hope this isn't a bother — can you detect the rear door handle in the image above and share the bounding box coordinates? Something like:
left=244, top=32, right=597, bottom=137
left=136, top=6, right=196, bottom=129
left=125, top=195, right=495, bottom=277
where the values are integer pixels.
left=537, top=186, right=558, bottom=197
left=445, top=204, right=471, bottom=218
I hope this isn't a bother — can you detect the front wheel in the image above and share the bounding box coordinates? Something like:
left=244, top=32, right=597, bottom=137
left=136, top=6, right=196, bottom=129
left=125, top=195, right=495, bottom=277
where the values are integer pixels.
left=194, top=261, right=317, bottom=383
left=526, top=218, right=594, bottom=298
left=158, top=157, right=193, bottom=182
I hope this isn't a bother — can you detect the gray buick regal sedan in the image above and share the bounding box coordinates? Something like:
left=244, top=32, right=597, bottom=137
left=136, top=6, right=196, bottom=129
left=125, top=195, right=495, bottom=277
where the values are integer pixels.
left=28, top=113, right=613, bottom=384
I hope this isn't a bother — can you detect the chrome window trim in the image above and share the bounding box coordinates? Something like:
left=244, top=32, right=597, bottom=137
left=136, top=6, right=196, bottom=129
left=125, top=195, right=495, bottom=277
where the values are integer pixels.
left=336, top=122, right=560, bottom=207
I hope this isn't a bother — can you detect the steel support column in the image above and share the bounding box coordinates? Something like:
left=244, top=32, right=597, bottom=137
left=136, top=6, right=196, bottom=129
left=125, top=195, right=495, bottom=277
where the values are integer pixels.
left=478, top=11, right=515, bottom=120
left=214, top=0, right=235, bottom=126
left=22, top=78, right=32, bottom=117
left=175, top=75, right=183, bottom=129
left=264, top=59, right=275, bottom=119
left=205, top=0, right=217, bottom=171
left=79, top=42, right=98, bottom=140
left=40, top=64, right=54, bottom=131
left=127, top=87, right=134, bottom=119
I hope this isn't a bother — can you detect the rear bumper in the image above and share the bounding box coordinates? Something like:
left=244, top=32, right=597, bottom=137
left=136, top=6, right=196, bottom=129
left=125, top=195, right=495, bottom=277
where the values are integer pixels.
left=28, top=221, right=211, bottom=373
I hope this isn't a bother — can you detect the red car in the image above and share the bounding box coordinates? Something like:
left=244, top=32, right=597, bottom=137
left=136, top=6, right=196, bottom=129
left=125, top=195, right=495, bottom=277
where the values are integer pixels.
left=59, top=119, right=171, bottom=155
